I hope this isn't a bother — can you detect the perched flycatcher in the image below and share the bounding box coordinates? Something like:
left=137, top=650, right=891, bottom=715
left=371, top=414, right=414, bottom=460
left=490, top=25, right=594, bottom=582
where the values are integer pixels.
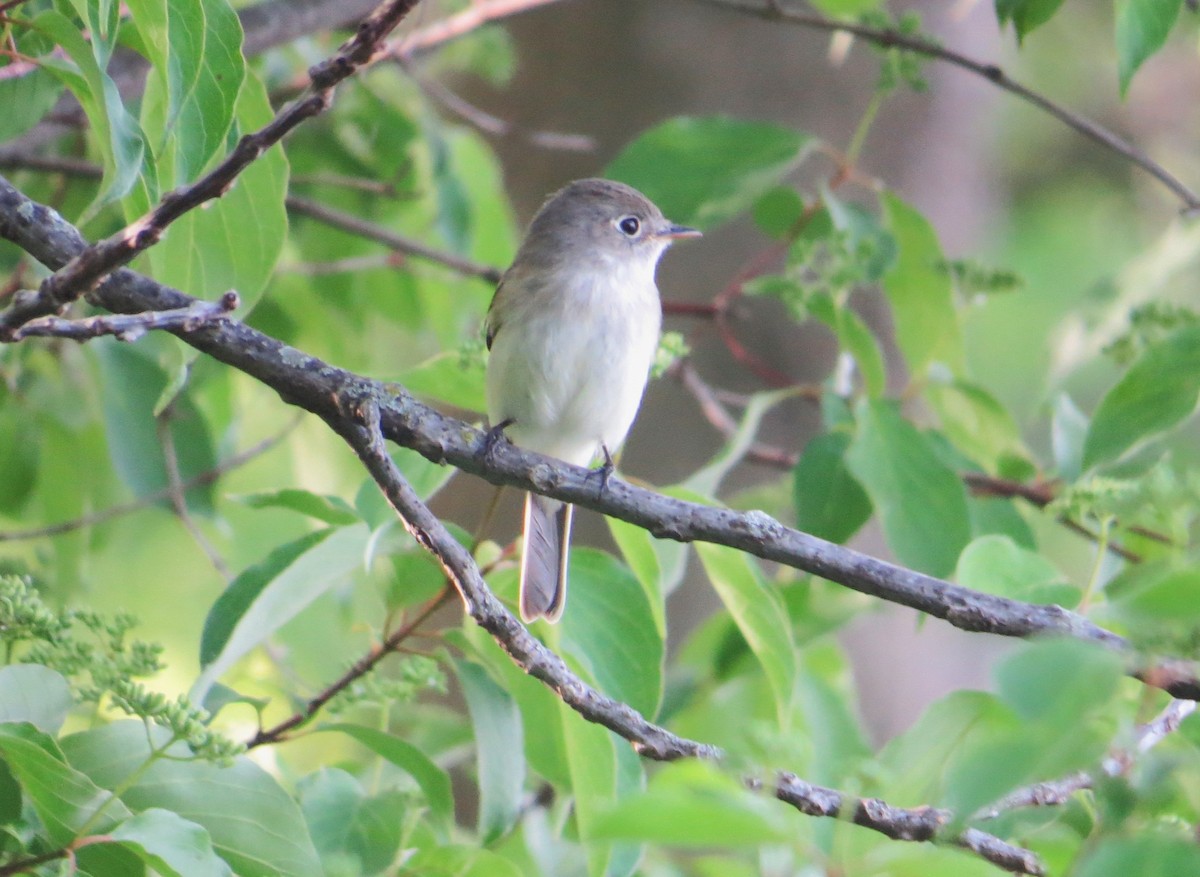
left=485, top=178, right=699, bottom=622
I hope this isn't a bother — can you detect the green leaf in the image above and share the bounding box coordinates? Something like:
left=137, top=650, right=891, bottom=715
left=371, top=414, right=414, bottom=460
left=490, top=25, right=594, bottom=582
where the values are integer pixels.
left=606, top=517, right=666, bottom=638
left=399, top=351, right=487, bottom=413
left=127, top=0, right=246, bottom=184
left=0, top=67, right=64, bottom=142
left=695, top=543, right=797, bottom=725
left=607, top=116, right=813, bottom=230
left=0, top=722, right=130, bottom=846
left=845, top=400, right=972, bottom=576
left=319, top=723, right=454, bottom=840
left=995, top=638, right=1122, bottom=723
left=33, top=10, right=148, bottom=204
left=926, top=380, right=1026, bottom=471
left=956, top=535, right=1078, bottom=607
left=834, top=306, right=887, bottom=397
left=995, top=0, right=1066, bottom=39
left=809, top=0, right=884, bottom=13
left=560, top=550, right=664, bottom=719
left=792, top=430, right=872, bottom=544
left=193, top=525, right=369, bottom=702
left=453, top=659, right=524, bottom=842
left=752, top=186, right=805, bottom=238
left=138, top=69, right=286, bottom=312
left=63, top=722, right=322, bottom=877
left=591, top=761, right=788, bottom=846
left=1082, top=325, right=1200, bottom=469
left=93, top=340, right=217, bottom=515
left=1051, top=393, right=1089, bottom=480
left=560, top=698, right=618, bottom=877
left=232, top=489, right=360, bottom=525
left=881, top=192, right=962, bottom=376
left=109, top=808, right=233, bottom=877
left=0, top=666, right=73, bottom=734
left=1115, top=0, right=1183, bottom=96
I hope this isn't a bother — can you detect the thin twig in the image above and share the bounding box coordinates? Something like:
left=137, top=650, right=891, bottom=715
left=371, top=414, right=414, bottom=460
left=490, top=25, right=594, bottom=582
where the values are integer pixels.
left=391, top=0, right=567, bottom=56
left=0, top=416, right=301, bottom=543
left=0, top=0, right=425, bottom=337
left=157, top=402, right=232, bottom=580
left=0, top=154, right=504, bottom=283
left=286, top=194, right=502, bottom=283
left=7, top=292, right=237, bottom=342
left=397, top=53, right=595, bottom=152
left=247, top=584, right=455, bottom=747
left=695, top=0, right=1200, bottom=214
left=981, top=699, right=1197, bottom=819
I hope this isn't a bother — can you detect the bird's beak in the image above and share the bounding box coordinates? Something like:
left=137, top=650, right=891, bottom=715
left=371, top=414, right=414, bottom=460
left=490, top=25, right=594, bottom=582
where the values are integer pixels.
left=657, top=223, right=702, bottom=240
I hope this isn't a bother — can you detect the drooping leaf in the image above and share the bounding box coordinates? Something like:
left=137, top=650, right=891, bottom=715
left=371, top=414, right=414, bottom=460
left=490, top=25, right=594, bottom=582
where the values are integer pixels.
left=607, top=116, right=813, bottom=230
left=453, top=659, right=524, bottom=843
left=845, top=400, right=972, bottom=576
left=956, top=535, right=1078, bottom=607
left=695, top=543, right=797, bottom=725
left=1115, top=0, right=1183, bottom=96
left=881, top=192, right=962, bottom=376
left=560, top=697, right=618, bottom=877
left=793, top=430, right=873, bottom=544
left=193, top=525, right=370, bottom=702
left=0, top=723, right=130, bottom=846
left=127, top=0, right=245, bottom=184
left=995, top=0, right=1067, bottom=40
left=560, top=549, right=664, bottom=719
left=1083, top=325, right=1200, bottom=469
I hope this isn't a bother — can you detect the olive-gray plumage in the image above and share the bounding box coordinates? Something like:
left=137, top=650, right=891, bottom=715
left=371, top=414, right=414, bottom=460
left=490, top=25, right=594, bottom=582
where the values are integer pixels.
left=485, top=179, right=699, bottom=622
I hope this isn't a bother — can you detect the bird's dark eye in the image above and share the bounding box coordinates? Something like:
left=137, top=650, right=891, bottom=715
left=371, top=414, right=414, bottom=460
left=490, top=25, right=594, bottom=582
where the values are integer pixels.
left=617, top=216, right=640, bottom=236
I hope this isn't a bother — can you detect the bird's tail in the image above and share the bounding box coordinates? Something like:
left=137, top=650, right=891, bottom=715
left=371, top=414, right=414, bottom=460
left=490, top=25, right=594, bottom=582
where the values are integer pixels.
left=519, top=492, right=572, bottom=623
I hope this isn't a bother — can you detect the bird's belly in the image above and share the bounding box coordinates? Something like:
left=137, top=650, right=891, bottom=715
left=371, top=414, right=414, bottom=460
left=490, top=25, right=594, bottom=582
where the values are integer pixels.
left=487, top=301, right=659, bottom=466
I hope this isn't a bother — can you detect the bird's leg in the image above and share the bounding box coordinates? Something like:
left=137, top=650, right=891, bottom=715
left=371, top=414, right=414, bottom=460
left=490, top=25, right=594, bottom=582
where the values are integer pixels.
left=481, top=418, right=514, bottom=468
left=585, top=444, right=616, bottom=499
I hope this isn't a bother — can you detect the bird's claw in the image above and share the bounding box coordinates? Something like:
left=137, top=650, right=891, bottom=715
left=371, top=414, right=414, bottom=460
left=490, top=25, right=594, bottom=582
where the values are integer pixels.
left=585, top=444, right=616, bottom=499
left=481, top=418, right=514, bottom=468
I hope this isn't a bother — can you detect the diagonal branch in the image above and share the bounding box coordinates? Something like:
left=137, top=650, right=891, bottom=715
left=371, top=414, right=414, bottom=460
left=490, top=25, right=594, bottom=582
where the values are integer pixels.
left=695, top=0, right=1200, bottom=214
left=335, top=397, right=1044, bottom=874
left=1, top=173, right=1198, bottom=701
left=0, top=0, right=424, bottom=338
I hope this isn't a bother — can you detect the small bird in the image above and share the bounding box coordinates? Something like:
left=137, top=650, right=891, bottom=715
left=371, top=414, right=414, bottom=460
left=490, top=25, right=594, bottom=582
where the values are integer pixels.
left=485, top=179, right=700, bottom=623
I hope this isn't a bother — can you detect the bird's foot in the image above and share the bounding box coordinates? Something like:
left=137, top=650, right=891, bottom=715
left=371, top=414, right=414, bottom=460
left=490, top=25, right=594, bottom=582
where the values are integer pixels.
left=481, top=418, right=514, bottom=468
left=585, top=444, right=616, bottom=499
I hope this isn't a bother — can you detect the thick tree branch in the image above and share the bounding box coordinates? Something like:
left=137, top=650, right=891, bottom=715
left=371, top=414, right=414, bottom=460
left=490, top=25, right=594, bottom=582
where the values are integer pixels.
left=334, top=398, right=1042, bottom=874
left=1, top=175, right=1198, bottom=701
left=696, top=0, right=1200, bottom=214
left=0, top=0, right=424, bottom=337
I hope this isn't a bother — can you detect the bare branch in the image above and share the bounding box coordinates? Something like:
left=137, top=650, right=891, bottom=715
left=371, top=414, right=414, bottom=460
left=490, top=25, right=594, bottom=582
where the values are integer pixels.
left=694, top=0, right=1200, bottom=214
left=6, top=292, right=237, bottom=342
left=285, top=195, right=503, bottom=283
left=0, top=0, right=424, bottom=337
left=2, top=174, right=1198, bottom=698
left=247, top=585, right=456, bottom=748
